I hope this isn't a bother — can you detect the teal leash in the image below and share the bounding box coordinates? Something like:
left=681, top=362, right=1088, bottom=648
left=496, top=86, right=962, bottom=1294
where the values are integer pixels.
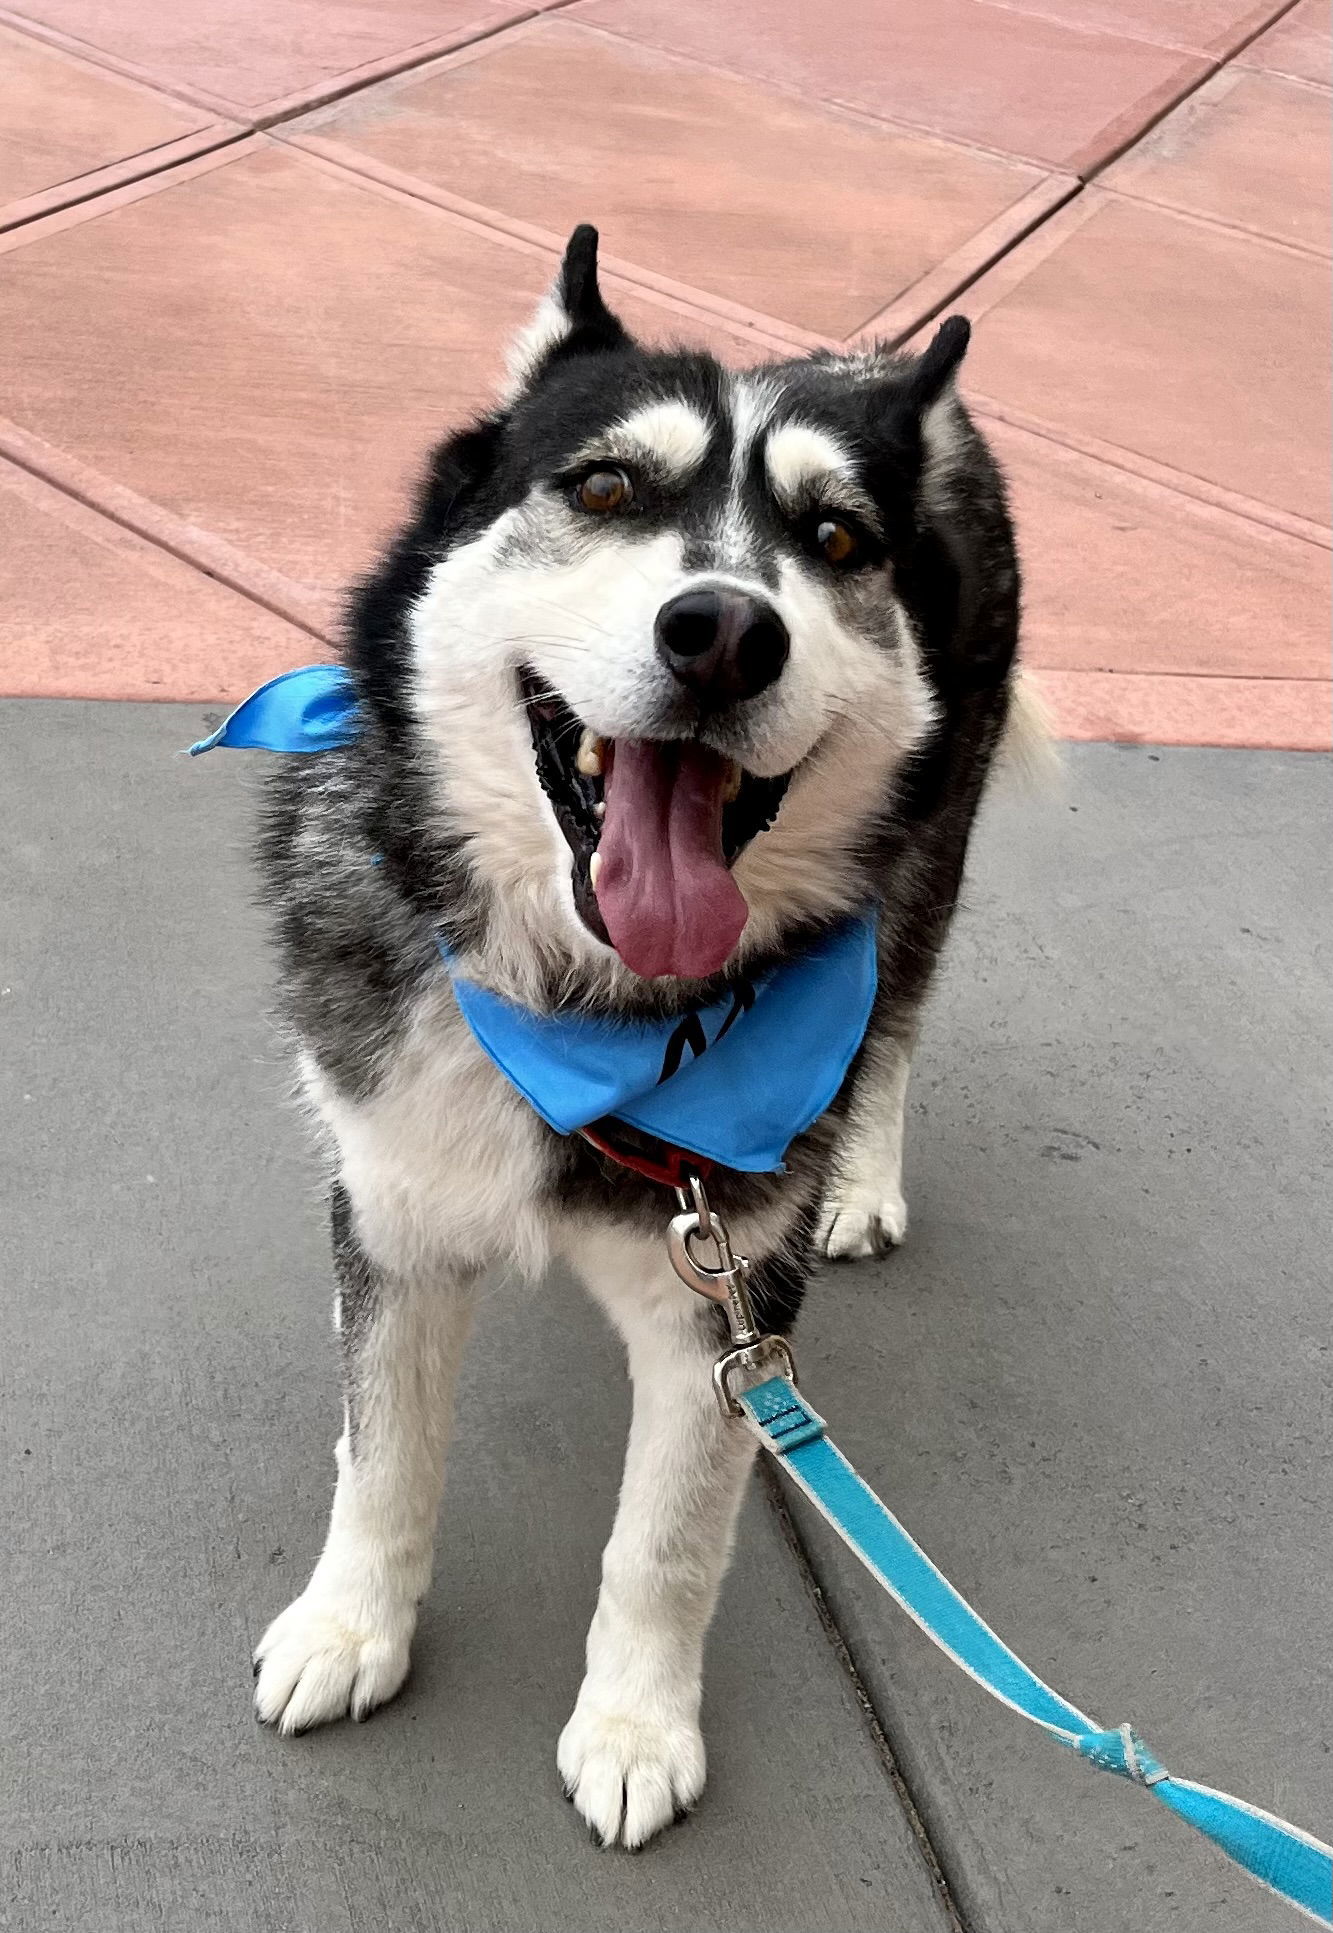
left=738, top=1374, right=1331, bottom=1924
left=667, top=1175, right=1332, bottom=1925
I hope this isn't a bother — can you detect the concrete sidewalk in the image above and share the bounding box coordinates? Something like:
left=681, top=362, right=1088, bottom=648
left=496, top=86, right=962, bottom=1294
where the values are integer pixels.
left=3, top=702, right=1327, bottom=1931
left=0, top=701, right=951, bottom=1933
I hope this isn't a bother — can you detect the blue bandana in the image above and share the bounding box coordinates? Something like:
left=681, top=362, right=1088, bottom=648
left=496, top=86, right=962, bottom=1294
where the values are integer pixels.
left=191, top=666, right=877, bottom=1172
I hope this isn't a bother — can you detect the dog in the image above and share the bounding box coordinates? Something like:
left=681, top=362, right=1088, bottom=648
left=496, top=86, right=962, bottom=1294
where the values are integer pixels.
left=248, top=225, right=1027, bottom=1848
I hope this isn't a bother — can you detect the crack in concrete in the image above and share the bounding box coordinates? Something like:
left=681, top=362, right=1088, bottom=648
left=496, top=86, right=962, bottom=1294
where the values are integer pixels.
left=759, top=1458, right=971, bottom=1933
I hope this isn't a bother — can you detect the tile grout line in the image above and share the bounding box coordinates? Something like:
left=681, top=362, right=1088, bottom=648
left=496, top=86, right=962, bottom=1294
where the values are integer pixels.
left=245, top=0, right=589, bottom=133
left=0, top=2, right=264, bottom=119
left=970, top=0, right=1293, bottom=60
left=1195, top=0, right=1310, bottom=68
left=0, top=1, right=586, bottom=139
left=0, top=2, right=235, bottom=116
left=0, top=432, right=333, bottom=646
left=1091, top=175, right=1331, bottom=261
left=1073, top=0, right=1311, bottom=179
left=758, top=1458, right=972, bottom=1933
left=971, top=394, right=1331, bottom=548
left=0, top=125, right=251, bottom=238
left=845, top=176, right=1081, bottom=346
left=0, top=11, right=562, bottom=240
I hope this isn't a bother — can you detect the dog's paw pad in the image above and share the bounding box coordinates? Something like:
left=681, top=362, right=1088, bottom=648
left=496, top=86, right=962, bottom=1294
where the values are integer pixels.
left=253, top=1594, right=411, bottom=1735
left=557, top=1704, right=705, bottom=1849
left=818, top=1185, right=908, bottom=1261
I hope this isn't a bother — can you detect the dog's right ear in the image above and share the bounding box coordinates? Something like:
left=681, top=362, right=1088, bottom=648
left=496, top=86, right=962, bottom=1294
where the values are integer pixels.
left=501, top=225, right=629, bottom=400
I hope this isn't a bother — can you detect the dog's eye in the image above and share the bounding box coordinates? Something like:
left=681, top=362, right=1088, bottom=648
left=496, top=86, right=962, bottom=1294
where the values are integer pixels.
left=816, top=518, right=859, bottom=568
left=576, top=467, right=634, bottom=513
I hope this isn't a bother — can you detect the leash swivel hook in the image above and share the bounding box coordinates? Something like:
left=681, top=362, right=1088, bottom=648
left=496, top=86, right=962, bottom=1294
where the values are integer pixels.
left=667, top=1172, right=798, bottom=1417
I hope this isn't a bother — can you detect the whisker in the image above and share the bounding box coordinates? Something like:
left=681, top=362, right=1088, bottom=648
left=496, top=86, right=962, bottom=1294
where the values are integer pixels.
left=821, top=697, right=920, bottom=753
left=517, top=596, right=620, bottom=640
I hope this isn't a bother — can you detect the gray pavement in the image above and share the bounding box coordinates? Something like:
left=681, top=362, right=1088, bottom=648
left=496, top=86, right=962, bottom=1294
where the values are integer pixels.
left=2, top=701, right=1328, bottom=1932
left=792, top=744, right=1332, bottom=1931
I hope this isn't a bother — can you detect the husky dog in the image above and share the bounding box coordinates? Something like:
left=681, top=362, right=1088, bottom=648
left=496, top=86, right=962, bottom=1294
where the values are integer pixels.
left=250, top=226, right=1025, bottom=1847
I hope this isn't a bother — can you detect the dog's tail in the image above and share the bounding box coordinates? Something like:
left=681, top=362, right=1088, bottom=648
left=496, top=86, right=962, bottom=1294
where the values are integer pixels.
left=997, top=670, right=1062, bottom=791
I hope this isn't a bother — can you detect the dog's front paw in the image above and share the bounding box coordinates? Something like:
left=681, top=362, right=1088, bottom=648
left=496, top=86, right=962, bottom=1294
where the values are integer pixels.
left=253, top=1590, right=413, bottom=1735
left=558, top=1698, right=706, bottom=1849
left=818, top=1181, right=908, bottom=1260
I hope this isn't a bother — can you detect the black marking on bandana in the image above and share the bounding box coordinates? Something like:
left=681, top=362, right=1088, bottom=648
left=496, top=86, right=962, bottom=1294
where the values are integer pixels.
left=714, top=977, right=756, bottom=1043
left=656, top=975, right=755, bottom=1084
left=657, top=1011, right=710, bottom=1084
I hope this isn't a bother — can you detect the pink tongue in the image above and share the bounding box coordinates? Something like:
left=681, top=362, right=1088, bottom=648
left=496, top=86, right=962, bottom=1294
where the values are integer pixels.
left=594, top=740, right=749, bottom=979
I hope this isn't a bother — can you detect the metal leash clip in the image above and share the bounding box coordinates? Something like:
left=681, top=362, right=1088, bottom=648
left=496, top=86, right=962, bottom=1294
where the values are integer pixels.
left=667, top=1172, right=798, bottom=1417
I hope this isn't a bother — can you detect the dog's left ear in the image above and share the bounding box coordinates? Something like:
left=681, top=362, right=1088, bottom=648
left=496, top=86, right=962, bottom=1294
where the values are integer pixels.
left=865, top=315, right=971, bottom=488
left=907, top=314, right=970, bottom=410
left=502, top=224, right=630, bottom=400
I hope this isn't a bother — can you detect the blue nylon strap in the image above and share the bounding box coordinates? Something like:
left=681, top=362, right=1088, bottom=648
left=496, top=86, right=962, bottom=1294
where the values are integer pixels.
left=740, top=1376, right=1332, bottom=1925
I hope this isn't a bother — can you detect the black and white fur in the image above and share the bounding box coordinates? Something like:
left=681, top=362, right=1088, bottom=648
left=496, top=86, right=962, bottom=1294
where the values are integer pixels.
left=250, top=227, right=1028, bottom=1847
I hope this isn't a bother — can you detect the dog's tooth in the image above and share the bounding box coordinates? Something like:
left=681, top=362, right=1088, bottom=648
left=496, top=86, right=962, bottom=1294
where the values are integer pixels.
left=722, top=760, right=743, bottom=804
left=594, top=801, right=606, bottom=820
left=589, top=851, right=603, bottom=889
left=576, top=729, right=605, bottom=777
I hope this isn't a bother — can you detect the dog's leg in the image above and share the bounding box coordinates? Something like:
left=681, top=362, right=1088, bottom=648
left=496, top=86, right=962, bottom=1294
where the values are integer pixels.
left=254, top=1182, right=476, bottom=1734
left=558, top=1249, right=757, bottom=1847
left=818, top=1030, right=912, bottom=1259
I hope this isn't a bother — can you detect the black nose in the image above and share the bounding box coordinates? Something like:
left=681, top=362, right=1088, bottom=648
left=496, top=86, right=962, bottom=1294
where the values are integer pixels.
left=654, top=587, right=790, bottom=707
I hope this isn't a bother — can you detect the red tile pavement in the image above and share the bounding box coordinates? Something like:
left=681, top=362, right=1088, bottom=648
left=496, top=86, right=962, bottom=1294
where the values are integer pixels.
left=0, top=141, right=789, bottom=635
left=0, top=22, right=234, bottom=232
left=1237, top=0, right=1332, bottom=80
left=995, top=416, right=1331, bottom=748
left=1033, top=669, right=1329, bottom=746
left=0, top=0, right=537, bottom=120
left=574, top=0, right=1212, bottom=173
left=287, top=19, right=1072, bottom=344
left=953, top=0, right=1299, bottom=56
left=995, top=419, right=1330, bottom=680
left=0, top=455, right=312, bottom=701
left=951, top=190, right=1330, bottom=528
left=0, top=1, right=1326, bottom=747
left=1101, top=65, right=1330, bottom=251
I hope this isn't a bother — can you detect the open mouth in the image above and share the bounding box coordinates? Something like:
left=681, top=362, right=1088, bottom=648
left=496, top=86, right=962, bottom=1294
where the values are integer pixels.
left=521, top=669, right=792, bottom=981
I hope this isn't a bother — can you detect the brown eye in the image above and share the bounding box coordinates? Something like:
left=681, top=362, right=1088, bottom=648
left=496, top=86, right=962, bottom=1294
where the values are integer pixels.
left=817, top=518, right=858, bottom=567
left=576, top=467, right=633, bottom=513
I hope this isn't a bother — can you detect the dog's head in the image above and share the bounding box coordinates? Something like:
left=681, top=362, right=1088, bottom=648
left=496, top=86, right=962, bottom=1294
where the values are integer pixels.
left=402, top=227, right=973, bottom=994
